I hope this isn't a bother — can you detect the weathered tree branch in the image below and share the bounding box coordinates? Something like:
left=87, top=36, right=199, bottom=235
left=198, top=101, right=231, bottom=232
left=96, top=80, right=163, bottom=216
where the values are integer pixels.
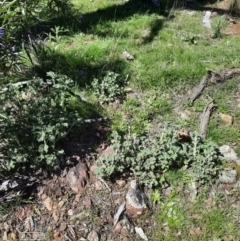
left=199, top=101, right=215, bottom=140
left=188, top=74, right=209, bottom=105
left=188, top=68, right=240, bottom=105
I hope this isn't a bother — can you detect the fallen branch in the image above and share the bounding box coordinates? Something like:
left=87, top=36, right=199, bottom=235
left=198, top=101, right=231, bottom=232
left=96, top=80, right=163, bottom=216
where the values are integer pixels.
left=98, top=177, right=111, bottom=192
left=199, top=101, right=215, bottom=140
left=188, top=68, right=240, bottom=105
left=208, top=68, right=240, bottom=84
left=188, top=74, right=209, bottom=105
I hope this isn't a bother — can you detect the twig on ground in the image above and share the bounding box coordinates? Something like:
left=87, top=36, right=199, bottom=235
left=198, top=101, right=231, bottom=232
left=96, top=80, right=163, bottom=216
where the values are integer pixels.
left=98, top=178, right=111, bottom=192
left=113, top=201, right=126, bottom=227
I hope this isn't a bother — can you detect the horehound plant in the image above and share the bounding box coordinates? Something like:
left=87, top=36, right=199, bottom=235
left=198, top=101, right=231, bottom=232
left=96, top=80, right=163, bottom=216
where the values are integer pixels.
left=95, top=122, right=221, bottom=187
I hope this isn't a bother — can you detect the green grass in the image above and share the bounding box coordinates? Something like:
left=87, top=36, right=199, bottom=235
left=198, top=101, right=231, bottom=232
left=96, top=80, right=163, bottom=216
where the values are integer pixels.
left=151, top=187, right=240, bottom=240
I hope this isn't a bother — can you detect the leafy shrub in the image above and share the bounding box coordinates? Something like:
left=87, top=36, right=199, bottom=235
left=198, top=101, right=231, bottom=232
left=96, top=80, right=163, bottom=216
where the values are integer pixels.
left=0, top=72, right=81, bottom=175
left=0, top=0, right=80, bottom=78
left=91, top=71, right=128, bottom=104
left=95, top=122, right=220, bottom=187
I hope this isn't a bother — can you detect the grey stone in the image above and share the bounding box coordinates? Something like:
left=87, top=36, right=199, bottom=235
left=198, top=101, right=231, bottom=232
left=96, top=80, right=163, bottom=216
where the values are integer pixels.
left=219, top=168, right=237, bottom=184
left=87, top=230, right=99, bottom=241
left=125, top=180, right=147, bottom=217
left=203, top=11, right=212, bottom=29
left=219, top=145, right=240, bottom=165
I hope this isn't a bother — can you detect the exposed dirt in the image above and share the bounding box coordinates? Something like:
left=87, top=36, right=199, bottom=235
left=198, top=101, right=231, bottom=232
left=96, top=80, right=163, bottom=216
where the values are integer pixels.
left=225, top=21, right=240, bottom=35
left=207, top=0, right=240, bottom=36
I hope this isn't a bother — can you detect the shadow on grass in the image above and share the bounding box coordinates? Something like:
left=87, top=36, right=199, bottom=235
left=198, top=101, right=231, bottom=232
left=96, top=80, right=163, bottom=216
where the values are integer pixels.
left=27, top=0, right=166, bottom=43
left=23, top=41, right=127, bottom=87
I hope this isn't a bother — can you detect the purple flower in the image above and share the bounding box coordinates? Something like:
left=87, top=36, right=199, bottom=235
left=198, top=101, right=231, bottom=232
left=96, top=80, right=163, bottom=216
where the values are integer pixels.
left=79, top=69, right=84, bottom=75
left=79, top=14, right=83, bottom=19
left=0, top=28, right=4, bottom=38
left=12, top=45, right=16, bottom=52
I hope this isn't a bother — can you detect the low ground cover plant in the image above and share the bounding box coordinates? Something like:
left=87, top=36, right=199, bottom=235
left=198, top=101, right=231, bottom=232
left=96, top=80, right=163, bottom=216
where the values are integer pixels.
left=0, top=72, right=82, bottom=176
left=95, top=122, right=221, bottom=187
left=91, top=71, right=128, bottom=104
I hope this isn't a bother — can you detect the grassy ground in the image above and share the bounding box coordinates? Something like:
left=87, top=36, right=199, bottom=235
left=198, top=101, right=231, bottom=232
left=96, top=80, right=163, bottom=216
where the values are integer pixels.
left=1, top=0, right=240, bottom=240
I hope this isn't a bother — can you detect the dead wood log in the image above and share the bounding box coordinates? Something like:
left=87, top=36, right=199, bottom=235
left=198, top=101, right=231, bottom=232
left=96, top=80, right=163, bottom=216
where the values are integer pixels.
left=188, top=74, right=209, bottom=105
left=188, top=68, right=240, bottom=105
left=208, top=68, right=240, bottom=84
left=199, top=101, right=215, bottom=140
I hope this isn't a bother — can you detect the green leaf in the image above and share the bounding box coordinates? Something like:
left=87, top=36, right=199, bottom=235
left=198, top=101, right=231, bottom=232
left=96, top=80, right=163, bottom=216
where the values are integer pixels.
left=44, top=144, right=49, bottom=153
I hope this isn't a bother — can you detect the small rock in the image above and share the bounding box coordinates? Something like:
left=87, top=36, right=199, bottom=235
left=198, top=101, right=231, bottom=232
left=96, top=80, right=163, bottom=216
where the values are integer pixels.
left=107, top=214, right=113, bottom=224
left=234, top=180, right=240, bottom=189
left=116, top=180, right=126, bottom=189
left=68, top=209, right=74, bottom=216
left=43, top=197, right=53, bottom=211
left=41, top=193, right=47, bottom=200
left=179, top=110, right=191, bottom=120
left=83, top=197, right=92, bottom=207
left=52, top=211, right=59, bottom=222
left=135, top=227, right=148, bottom=241
left=9, top=233, right=17, bottom=241
left=90, top=164, right=98, bottom=173
left=219, top=113, right=233, bottom=126
left=101, top=146, right=115, bottom=156
left=229, top=18, right=236, bottom=24
left=94, top=180, right=103, bottom=191
left=87, top=230, right=99, bottom=241
left=219, top=168, right=237, bottom=184
left=67, top=162, right=89, bottom=193
left=3, top=231, right=7, bottom=241
left=125, top=180, right=147, bottom=218
left=211, top=11, right=218, bottom=17
left=52, top=203, right=58, bottom=210
left=114, top=220, right=130, bottom=236
left=59, top=223, right=67, bottom=232
left=54, top=230, right=62, bottom=241
left=219, top=145, right=240, bottom=165
left=189, top=227, right=202, bottom=237
left=114, top=222, right=123, bottom=233
left=58, top=200, right=65, bottom=208
left=122, top=49, right=134, bottom=61
left=75, top=194, right=81, bottom=203
left=220, top=183, right=233, bottom=191
left=114, top=197, right=122, bottom=205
